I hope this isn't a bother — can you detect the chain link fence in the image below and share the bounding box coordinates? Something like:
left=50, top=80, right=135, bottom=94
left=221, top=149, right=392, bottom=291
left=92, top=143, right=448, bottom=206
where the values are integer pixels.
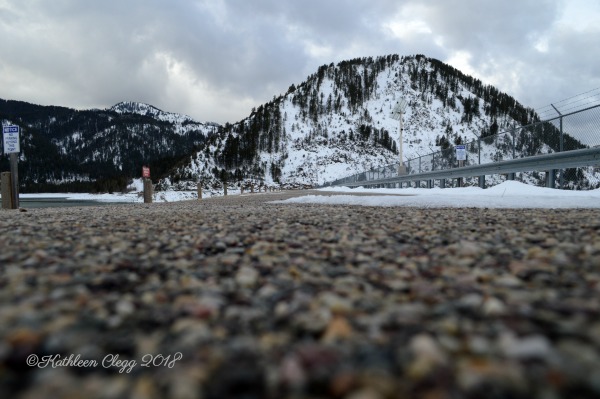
left=328, top=104, right=600, bottom=189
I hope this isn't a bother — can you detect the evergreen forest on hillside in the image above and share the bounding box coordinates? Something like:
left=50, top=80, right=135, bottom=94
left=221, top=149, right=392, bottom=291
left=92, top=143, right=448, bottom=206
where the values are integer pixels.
left=1, top=54, right=592, bottom=193
left=0, top=99, right=211, bottom=192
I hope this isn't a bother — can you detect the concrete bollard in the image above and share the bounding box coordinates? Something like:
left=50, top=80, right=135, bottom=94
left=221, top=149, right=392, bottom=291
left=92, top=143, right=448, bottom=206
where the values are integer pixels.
left=241, top=186, right=244, bottom=194
left=143, top=178, right=153, bottom=203
left=197, top=183, right=202, bottom=200
left=1, top=172, right=15, bottom=209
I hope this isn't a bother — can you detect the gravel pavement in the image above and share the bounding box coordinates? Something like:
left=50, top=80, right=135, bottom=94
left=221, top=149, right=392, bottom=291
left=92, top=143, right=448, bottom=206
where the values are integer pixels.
left=1, top=190, right=599, bottom=399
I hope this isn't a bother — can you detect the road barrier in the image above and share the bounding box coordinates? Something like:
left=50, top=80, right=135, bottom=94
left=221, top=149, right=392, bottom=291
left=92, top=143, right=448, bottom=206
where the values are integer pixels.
left=327, top=104, right=600, bottom=190
left=331, top=147, right=600, bottom=189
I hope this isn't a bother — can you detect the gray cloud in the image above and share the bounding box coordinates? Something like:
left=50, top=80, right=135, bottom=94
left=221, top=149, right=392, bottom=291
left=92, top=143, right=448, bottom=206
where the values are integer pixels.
left=0, top=0, right=598, bottom=123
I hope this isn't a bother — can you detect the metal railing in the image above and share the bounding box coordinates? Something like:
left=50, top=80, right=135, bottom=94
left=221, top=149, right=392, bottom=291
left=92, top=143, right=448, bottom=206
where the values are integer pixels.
left=332, top=147, right=600, bottom=189
left=326, top=104, right=600, bottom=189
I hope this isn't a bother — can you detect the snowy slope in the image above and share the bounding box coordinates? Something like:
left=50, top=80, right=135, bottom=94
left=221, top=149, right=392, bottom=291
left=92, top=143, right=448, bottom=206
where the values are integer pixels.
left=111, top=101, right=219, bottom=136
left=158, top=55, right=565, bottom=191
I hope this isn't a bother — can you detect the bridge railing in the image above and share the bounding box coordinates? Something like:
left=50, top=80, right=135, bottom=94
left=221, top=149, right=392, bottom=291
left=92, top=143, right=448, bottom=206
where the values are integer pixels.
left=327, top=104, right=600, bottom=189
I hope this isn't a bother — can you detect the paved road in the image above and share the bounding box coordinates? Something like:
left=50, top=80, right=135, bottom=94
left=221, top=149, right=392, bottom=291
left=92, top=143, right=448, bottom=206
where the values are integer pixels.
left=1, top=191, right=599, bottom=398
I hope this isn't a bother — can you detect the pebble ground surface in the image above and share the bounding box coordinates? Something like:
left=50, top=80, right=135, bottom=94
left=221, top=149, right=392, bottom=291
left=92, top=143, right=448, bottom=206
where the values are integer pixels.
left=1, top=190, right=599, bottom=399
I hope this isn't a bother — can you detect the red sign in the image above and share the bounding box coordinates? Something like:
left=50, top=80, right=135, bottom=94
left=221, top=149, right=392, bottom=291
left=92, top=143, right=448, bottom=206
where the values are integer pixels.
left=142, top=166, right=150, bottom=178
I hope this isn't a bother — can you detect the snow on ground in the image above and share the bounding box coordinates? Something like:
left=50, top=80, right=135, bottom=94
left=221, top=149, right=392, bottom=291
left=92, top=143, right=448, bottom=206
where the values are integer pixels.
left=19, top=191, right=206, bottom=203
left=15, top=181, right=600, bottom=209
left=19, top=192, right=141, bottom=203
left=18, top=188, right=232, bottom=204
left=278, top=181, right=600, bottom=209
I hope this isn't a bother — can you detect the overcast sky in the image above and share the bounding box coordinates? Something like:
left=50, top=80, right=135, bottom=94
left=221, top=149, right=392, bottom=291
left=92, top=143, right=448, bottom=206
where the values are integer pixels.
left=1, top=0, right=599, bottom=124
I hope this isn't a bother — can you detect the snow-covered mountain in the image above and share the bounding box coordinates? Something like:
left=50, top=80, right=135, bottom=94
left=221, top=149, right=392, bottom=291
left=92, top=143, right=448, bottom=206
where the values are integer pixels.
left=2, top=54, right=590, bottom=194
left=0, top=99, right=219, bottom=192
left=111, top=101, right=219, bottom=135
left=160, top=54, right=579, bottom=191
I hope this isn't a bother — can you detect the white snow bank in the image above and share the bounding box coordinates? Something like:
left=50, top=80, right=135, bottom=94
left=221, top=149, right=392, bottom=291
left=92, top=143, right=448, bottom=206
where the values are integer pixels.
left=16, top=181, right=600, bottom=209
left=274, top=181, right=600, bottom=209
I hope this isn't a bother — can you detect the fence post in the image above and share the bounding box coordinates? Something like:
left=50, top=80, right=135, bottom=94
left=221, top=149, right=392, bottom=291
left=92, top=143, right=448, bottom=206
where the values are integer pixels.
left=479, top=175, right=486, bottom=189
left=197, top=183, right=202, bottom=200
left=552, top=104, right=564, bottom=188
left=546, top=170, right=556, bottom=188
left=478, top=136, right=481, bottom=165
left=508, top=125, right=515, bottom=160
left=223, top=183, right=228, bottom=196
left=559, top=116, right=564, bottom=188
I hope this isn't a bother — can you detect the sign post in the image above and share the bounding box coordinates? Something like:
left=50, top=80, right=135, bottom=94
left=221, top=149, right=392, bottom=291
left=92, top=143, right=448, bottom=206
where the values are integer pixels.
left=3, top=126, right=20, bottom=209
left=456, top=144, right=466, bottom=187
left=142, top=166, right=152, bottom=203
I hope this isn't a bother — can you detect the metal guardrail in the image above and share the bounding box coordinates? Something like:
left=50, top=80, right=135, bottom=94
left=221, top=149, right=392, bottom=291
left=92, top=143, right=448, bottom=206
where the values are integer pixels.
left=326, top=104, right=600, bottom=189
left=331, top=147, right=600, bottom=189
